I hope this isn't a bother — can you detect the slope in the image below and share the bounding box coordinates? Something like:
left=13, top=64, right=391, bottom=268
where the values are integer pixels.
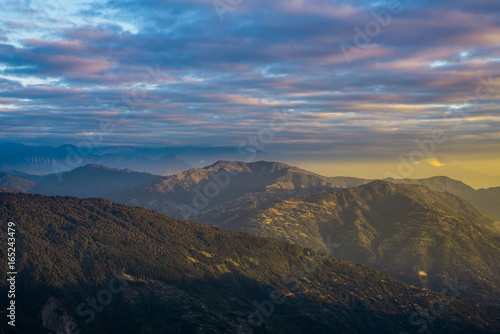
left=386, top=176, right=500, bottom=220
left=0, top=193, right=498, bottom=333
left=472, top=186, right=500, bottom=221
left=206, top=181, right=500, bottom=302
left=0, top=172, right=35, bottom=193
left=105, top=160, right=341, bottom=220
left=29, top=164, right=160, bottom=198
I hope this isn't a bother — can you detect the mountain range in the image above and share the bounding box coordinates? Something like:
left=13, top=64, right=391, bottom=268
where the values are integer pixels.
left=204, top=181, right=500, bottom=302
left=29, top=164, right=160, bottom=198
left=2, top=159, right=499, bottom=220
left=0, top=142, right=278, bottom=176
left=105, top=161, right=342, bottom=220
left=387, top=177, right=500, bottom=221
left=0, top=172, right=36, bottom=193
left=102, top=161, right=500, bottom=220
left=0, top=193, right=498, bottom=333
left=1, top=160, right=499, bottom=307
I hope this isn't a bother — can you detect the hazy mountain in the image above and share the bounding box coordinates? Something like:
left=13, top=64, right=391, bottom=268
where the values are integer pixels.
left=0, top=193, right=498, bottom=333
left=388, top=176, right=476, bottom=195
left=7, top=154, right=498, bottom=221
left=0, top=142, right=277, bottom=176
left=0, top=143, right=194, bottom=175
left=1, top=170, right=43, bottom=182
left=387, top=176, right=500, bottom=220
left=329, top=176, right=373, bottom=188
left=391, top=163, right=500, bottom=189
left=474, top=187, right=500, bottom=221
left=324, top=175, right=500, bottom=220
left=105, top=160, right=343, bottom=220
left=0, top=186, right=20, bottom=193
left=205, top=181, right=500, bottom=302
left=30, top=164, right=160, bottom=198
left=0, top=171, right=35, bottom=192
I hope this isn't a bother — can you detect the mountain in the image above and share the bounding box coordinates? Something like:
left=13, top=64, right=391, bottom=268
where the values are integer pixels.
left=13, top=156, right=499, bottom=221
left=0, top=193, right=498, bottom=334
left=386, top=163, right=500, bottom=189
left=105, top=161, right=342, bottom=220
left=205, top=181, right=500, bottom=302
left=323, top=175, right=500, bottom=220
left=0, top=186, right=20, bottom=193
left=329, top=176, right=373, bottom=188
left=0, top=142, right=279, bottom=176
left=387, top=176, right=500, bottom=220
left=29, top=164, right=160, bottom=198
left=388, top=176, right=476, bottom=196
left=474, top=187, right=500, bottom=221
left=104, top=160, right=500, bottom=221
left=1, top=170, right=43, bottom=182
left=0, top=143, right=194, bottom=176
left=0, top=171, right=35, bottom=192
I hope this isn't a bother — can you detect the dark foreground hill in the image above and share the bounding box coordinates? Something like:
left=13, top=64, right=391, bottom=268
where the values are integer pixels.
left=0, top=193, right=498, bottom=333
left=206, top=181, right=500, bottom=302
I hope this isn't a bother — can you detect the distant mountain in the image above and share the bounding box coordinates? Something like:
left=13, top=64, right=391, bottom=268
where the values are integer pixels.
left=29, top=164, right=160, bottom=198
left=104, top=161, right=500, bottom=221
left=323, top=175, right=500, bottom=220
left=1, top=170, right=43, bottom=182
left=475, top=187, right=500, bottom=221
left=386, top=163, right=500, bottom=189
left=329, top=176, right=373, bottom=188
left=388, top=176, right=476, bottom=196
left=0, top=143, right=195, bottom=175
left=0, top=186, right=20, bottom=193
left=105, top=160, right=342, bottom=220
left=7, top=154, right=498, bottom=221
left=387, top=176, right=500, bottom=220
left=0, top=171, right=35, bottom=192
left=205, top=181, right=500, bottom=302
left=0, top=142, right=279, bottom=175
left=0, top=193, right=498, bottom=333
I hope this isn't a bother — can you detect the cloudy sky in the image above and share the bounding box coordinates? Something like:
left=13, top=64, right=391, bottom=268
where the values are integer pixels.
left=1, top=0, right=499, bottom=186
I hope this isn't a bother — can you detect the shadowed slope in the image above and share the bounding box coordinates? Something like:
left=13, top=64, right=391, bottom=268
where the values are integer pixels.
left=206, top=181, right=500, bottom=302
left=0, top=193, right=498, bottom=333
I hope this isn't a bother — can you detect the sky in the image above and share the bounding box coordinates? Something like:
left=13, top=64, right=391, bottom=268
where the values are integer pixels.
left=0, top=0, right=499, bottom=187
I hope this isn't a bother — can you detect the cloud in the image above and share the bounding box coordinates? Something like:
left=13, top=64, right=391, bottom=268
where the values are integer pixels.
left=420, top=157, right=447, bottom=167
left=0, top=0, right=498, bottom=162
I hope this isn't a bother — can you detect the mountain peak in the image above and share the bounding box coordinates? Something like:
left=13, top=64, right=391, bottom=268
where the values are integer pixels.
left=81, top=163, right=114, bottom=170
left=203, top=160, right=252, bottom=173
left=204, top=160, right=292, bottom=170
left=249, top=160, right=292, bottom=169
left=30, top=164, right=158, bottom=197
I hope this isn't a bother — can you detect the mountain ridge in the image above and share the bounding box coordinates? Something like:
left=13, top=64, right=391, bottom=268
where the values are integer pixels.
left=0, top=171, right=36, bottom=192
left=204, top=180, right=500, bottom=302
left=105, top=160, right=342, bottom=220
left=0, top=192, right=498, bottom=333
left=28, top=164, right=160, bottom=198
